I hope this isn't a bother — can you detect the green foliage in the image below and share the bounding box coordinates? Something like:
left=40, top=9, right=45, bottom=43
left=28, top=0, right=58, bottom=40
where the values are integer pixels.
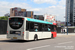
left=0, top=16, right=8, bottom=20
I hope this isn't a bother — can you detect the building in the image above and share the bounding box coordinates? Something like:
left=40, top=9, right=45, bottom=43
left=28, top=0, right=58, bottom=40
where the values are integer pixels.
left=66, top=0, right=75, bottom=26
left=10, top=7, right=34, bottom=18
left=34, top=15, right=44, bottom=20
left=17, top=11, right=26, bottom=17
left=10, top=7, right=21, bottom=16
left=26, top=11, right=33, bottom=18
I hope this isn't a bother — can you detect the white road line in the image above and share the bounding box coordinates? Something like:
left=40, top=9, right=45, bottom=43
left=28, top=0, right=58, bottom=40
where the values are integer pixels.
left=58, top=41, right=73, bottom=45
left=27, top=45, right=50, bottom=50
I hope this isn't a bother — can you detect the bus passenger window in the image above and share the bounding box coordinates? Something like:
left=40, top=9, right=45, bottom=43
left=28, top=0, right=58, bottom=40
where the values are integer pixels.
left=44, top=24, right=48, bottom=31
left=26, top=21, right=29, bottom=30
left=42, top=24, right=45, bottom=31
left=48, top=25, right=51, bottom=31
left=29, top=22, right=34, bottom=31
left=38, top=23, right=42, bottom=31
left=51, top=25, right=54, bottom=31
left=34, top=23, right=39, bottom=31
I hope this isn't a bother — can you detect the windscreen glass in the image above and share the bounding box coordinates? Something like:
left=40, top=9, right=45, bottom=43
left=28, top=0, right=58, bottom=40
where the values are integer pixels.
left=9, top=18, right=24, bottom=29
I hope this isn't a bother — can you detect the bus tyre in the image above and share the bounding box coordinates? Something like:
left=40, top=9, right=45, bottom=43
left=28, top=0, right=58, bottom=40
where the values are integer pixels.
left=51, top=34, right=53, bottom=38
left=34, top=35, right=38, bottom=41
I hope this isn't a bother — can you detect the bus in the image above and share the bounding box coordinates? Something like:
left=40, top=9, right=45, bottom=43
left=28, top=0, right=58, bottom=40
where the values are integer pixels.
left=7, top=16, right=57, bottom=41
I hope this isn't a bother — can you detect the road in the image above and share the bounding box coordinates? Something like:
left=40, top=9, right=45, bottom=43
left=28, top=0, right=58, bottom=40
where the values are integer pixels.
left=0, top=35, right=75, bottom=50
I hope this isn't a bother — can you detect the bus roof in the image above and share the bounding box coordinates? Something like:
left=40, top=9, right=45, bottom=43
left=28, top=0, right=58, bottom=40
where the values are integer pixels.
left=26, top=18, right=56, bottom=25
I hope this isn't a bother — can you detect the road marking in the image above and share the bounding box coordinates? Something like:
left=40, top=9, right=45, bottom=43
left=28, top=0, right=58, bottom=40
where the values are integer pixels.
left=58, top=41, right=73, bottom=45
left=27, top=45, right=50, bottom=50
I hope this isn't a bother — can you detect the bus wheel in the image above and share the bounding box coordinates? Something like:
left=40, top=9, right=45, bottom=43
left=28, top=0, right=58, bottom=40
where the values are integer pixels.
left=51, top=34, right=53, bottom=38
left=34, top=35, right=38, bottom=41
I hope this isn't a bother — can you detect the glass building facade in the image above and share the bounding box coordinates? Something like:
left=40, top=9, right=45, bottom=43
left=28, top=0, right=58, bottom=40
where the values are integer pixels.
left=70, top=0, right=73, bottom=25
left=66, top=0, right=75, bottom=26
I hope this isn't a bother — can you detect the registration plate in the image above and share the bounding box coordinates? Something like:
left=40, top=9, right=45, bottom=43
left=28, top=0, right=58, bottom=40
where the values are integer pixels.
left=13, top=37, right=17, bottom=39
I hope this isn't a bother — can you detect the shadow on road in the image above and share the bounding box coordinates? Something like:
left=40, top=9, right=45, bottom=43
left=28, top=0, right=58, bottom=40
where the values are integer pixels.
left=0, top=40, right=33, bottom=43
left=0, top=38, right=55, bottom=43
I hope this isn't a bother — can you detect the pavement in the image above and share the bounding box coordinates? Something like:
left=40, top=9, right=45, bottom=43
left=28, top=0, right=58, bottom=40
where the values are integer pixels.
left=0, top=34, right=7, bottom=40
left=0, top=33, right=75, bottom=40
left=0, top=35, right=6, bottom=38
left=57, top=33, right=75, bottom=36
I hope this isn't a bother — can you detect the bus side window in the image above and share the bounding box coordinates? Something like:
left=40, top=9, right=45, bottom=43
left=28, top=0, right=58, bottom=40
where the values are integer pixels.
left=29, top=22, right=34, bottom=31
left=42, top=24, right=45, bottom=31
left=48, top=25, right=51, bottom=31
left=51, top=25, right=55, bottom=31
left=34, top=23, right=39, bottom=31
left=44, top=24, right=48, bottom=31
left=38, top=23, right=42, bottom=31
left=54, top=26, right=57, bottom=31
left=26, top=21, right=29, bottom=31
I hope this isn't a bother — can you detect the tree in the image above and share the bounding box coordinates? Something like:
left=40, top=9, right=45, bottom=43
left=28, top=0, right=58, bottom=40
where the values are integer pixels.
left=0, top=16, right=8, bottom=20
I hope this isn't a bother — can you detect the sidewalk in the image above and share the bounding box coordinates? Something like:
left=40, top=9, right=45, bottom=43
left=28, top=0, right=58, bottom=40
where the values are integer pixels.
left=0, top=35, right=7, bottom=40
left=57, top=33, right=75, bottom=37
left=0, top=35, right=6, bottom=38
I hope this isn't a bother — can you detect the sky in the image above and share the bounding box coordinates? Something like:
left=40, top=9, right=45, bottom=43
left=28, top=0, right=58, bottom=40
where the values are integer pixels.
left=0, top=0, right=66, bottom=21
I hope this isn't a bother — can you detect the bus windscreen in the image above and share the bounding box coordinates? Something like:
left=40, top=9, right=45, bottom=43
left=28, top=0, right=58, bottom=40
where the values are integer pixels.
left=9, top=18, right=24, bottom=29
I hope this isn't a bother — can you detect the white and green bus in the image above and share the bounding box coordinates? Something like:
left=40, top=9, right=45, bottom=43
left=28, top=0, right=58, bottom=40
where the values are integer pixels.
left=7, top=16, right=57, bottom=41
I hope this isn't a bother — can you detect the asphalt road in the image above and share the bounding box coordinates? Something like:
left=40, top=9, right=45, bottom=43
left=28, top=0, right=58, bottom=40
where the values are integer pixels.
left=0, top=35, right=75, bottom=50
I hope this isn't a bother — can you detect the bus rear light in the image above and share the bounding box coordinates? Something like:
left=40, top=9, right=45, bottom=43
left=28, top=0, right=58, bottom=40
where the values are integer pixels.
left=9, top=18, right=11, bottom=20
left=23, top=32, right=24, bottom=34
left=22, top=18, right=24, bottom=20
left=7, top=31, right=8, bottom=33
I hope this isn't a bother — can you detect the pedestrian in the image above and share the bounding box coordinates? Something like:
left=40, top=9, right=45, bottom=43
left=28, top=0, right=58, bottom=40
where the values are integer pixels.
left=64, top=29, right=65, bottom=34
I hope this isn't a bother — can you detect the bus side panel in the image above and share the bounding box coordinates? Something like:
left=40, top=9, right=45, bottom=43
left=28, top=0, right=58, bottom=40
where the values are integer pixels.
left=28, top=32, right=42, bottom=40
left=51, top=32, right=57, bottom=38
left=26, top=32, right=52, bottom=40
left=42, top=32, right=51, bottom=38
left=24, top=31, right=29, bottom=40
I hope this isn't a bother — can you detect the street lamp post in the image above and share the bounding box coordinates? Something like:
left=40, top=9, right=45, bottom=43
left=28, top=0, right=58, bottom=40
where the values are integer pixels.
left=67, top=4, right=68, bottom=35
